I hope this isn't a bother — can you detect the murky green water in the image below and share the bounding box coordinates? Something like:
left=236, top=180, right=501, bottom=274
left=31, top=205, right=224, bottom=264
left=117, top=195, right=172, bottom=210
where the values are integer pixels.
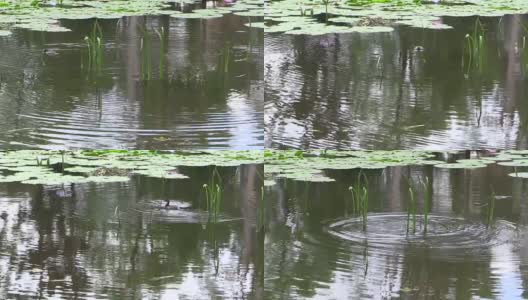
left=0, top=13, right=263, bottom=150
left=265, top=14, right=528, bottom=150
left=0, top=164, right=263, bottom=299
left=264, top=152, right=528, bottom=299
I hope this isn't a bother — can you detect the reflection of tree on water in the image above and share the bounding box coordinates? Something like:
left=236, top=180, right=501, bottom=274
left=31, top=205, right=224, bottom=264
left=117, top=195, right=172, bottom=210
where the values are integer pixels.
left=265, top=162, right=526, bottom=298
left=0, top=166, right=260, bottom=298
left=266, top=15, right=528, bottom=149
left=0, top=13, right=263, bottom=149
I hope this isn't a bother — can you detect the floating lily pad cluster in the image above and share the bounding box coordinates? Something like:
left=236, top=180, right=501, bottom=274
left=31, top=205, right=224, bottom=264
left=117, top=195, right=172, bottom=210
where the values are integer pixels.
left=0, top=150, right=262, bottom=185
left=264, top=150, right=441, bottom=184
left=264, top=150, right=528, bottom=185
left=264, top=0, right=528, bottom=35
left=0, top=0, right=263, bottom=34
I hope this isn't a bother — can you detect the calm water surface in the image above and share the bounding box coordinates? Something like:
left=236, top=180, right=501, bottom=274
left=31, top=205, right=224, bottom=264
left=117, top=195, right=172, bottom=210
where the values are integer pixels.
left=265, top=15, right=528, bottom=150
left=265, top=153, right=528, bottom=299
left=0, top=12, right=263, bottom=150
left=0, top=164, right=263, bottom=299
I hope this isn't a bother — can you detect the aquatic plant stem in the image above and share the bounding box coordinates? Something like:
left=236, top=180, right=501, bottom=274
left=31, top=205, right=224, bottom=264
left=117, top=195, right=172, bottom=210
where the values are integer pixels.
left=408, top=186, right=417, bottom=233
left=83, top=21, right=103, bottom=74
left=258, top=186, right=265, bottom=232
left=487, top=187, right=496, bottom=228
left=155, top=27, right=167, bottom=80
left=423, top=177, right=430, bottom=234
left=203, top=167, right=223, bottom=223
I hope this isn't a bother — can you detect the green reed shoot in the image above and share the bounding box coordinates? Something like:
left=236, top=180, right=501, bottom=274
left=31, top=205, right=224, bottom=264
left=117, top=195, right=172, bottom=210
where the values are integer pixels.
left=407, top=186, right=417, bottom=234
left=462, top=18, right=486, bottom=74
left=422, top=177, right=430, bottom=234
left=487, top=187, right=496, bottom=228
left=519, top=21, right=528, bottom=75
left=322, top=0, right=330, bottom=22
left=258, top=186, right=265, bottom=232
left=223, top=42, right=231, bottom=74
left=203, top=168, right=223, bottom=222
left=59, top=150, right=66, bottom=172
left=155, top=27, right=167, bottom=80
left=139, top=26, right=152, bottom=81
left=406, top=176, right=431, bottom=234
left=83, top=21, right=103, bottom=73
left=348, top=171, right=369, bottom=231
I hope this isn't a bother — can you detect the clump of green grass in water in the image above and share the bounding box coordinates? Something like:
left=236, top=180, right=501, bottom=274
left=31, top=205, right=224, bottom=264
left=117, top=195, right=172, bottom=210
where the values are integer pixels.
left=348, top=171, right=369, bottom=231
left=462, top=18, right=486, bottom=75
left=83, top=21, right=103, bottom=73
left=203, top=168, right=223, bottom=223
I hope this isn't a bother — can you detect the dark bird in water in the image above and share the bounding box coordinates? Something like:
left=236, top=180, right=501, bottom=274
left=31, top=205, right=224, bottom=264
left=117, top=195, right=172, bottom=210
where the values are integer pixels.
left=162, top=199, right=192, bottom=210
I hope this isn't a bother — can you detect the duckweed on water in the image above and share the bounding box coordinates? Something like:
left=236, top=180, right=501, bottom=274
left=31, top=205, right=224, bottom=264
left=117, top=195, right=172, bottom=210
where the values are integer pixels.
left=264, top=0, right=528, bottom=35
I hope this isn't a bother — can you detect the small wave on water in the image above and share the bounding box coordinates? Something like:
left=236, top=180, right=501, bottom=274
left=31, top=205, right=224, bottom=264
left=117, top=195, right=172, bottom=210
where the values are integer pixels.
left=324, top=213, right=518, bottom=261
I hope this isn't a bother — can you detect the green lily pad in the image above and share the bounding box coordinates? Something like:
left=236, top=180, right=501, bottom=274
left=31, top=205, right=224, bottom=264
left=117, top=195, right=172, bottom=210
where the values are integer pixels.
left=508, top=172, right=528, bottom=178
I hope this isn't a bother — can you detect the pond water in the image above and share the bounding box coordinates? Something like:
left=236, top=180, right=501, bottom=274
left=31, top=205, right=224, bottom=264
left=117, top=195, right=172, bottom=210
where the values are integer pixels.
left=264, top=152, right=528, bottom=299
left=0, top=164, right=263, bottom=299
left=0, top=12, right=263, bottom=150
left=265, top=14, right=528, bottom=150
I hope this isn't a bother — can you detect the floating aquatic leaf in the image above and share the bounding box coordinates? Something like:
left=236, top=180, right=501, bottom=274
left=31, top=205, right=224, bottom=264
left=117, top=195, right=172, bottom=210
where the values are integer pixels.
left=264, top=180, right=276, bottom=186
left=64, top=166, right=101, bottom=173
left=508, top=172, right=528, bottom=178
left=434, top=162, right=487, bottom=169
left=244, top=22, right=266, bottom=28
left=132, top=169, right=189, bottom=179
